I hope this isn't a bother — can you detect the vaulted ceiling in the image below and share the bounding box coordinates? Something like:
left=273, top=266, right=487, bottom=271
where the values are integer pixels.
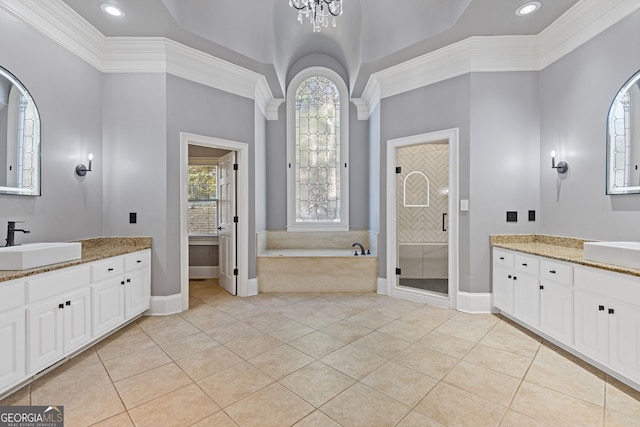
left=61, top=0, right=580, bottom=97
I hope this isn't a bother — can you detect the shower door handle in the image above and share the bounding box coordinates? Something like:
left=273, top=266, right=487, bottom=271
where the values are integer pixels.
left=442, top=213, right=447, bottom=232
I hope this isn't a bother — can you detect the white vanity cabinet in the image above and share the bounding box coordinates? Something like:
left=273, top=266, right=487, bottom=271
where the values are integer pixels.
left=513, top=254, right=540, bottom=327
left=492, top=248, right=515, bottom=314
left=574, top=266, right=640, bottom=384
left=0, top=279, right=26, bottom=391
left=123, top=251, right=151, bottom=319
left=91, top=250, right=151, bottom=337
left=26, top=266, right=92, bottom=374
left=0, top=247, right=151, bottom=398
left=539, top=259, right=574, bottom=344
left=91, top=258, right=125, bottom=337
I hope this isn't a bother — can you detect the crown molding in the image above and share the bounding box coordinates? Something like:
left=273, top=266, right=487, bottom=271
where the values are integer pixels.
left=0, top=0, right=276, bottom=114
left=0, top=0, right=104, bottom=69
left=3, top=0, right=639, bottom=122
left=538, top=0, right=640, bottom=69
left=358, top=0, right=640, bottom=118
left=350, top=98, right=370, bottom=120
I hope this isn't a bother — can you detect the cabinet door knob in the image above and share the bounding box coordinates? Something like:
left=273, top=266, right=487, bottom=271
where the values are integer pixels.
left=137, top=260, right=142, bottom=263
left=108, top=268, right=114, bottom=272
left=540, top=285, right=544, bottom=290
left=58, top=303, right=64, bottom=309
left=522, top=263, right=528, bottom=267
left=121, top=280, right=125, bottom=285
left=598, top=305, right=605, bottom=311
left=549, top=270, right=556, bottom=274
left=126, top=278, right=131, bottom=283
left=513, top=276, right=517, bottom=280
left=609, top=308, right=615, bottom=314
left=65, top=301, right=71, bottom=306
left=499, top=257, right=504, bottom=260
left=508, top=275, right=512, bottom=279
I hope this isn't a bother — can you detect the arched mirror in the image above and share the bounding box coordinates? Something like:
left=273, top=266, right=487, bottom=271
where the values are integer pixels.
left=607, top=69, right=640, bottom=195
left=0, top=65, right=40, bottom=196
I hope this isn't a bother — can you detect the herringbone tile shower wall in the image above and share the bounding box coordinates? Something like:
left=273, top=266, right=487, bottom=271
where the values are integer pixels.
left=397, top=144, right=449, bottom=244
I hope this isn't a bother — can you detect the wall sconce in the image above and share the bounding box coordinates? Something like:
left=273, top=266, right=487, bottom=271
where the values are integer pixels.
left=551, top=151, right=568, bottom=174
left=75, top=153, right=93, bottom=176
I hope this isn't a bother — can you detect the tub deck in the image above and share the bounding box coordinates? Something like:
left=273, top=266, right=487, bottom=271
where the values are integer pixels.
left=256, top=230, right=379, bottom=293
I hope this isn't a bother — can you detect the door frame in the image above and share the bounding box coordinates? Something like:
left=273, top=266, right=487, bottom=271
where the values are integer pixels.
left=386, top=128, right=459, bottom=309
left=179, top=132, right=249, bottom=311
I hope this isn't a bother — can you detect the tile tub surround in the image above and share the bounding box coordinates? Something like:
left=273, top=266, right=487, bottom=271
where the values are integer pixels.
left=257, top=231, right=378, bottom=293
left=0, top=237, right=152, bottom=283
left=490, top=234, right=640, bottom=277
left=2, top=278, right=640, bottom=426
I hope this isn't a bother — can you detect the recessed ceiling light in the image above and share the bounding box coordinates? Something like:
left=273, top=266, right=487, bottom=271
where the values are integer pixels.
left=516, top=1, right=541, bottom=16
left=100, top=3, right=125, bottom=18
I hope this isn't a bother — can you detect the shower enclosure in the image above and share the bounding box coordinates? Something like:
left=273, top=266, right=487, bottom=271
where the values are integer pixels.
left=397, top=142, right=449, bottom=295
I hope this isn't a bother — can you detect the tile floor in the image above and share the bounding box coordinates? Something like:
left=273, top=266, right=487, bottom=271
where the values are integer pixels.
left=2, top=279, right=640, bottom=426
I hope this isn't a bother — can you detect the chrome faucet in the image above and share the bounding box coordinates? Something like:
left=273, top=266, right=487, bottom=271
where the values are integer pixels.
left=6, top=221, right=30, bottom=246
left=352, top=242, right=365, bottom=255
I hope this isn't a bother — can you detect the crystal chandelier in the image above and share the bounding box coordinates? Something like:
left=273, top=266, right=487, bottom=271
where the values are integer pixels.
left=289, top=0, right=343, bottom=32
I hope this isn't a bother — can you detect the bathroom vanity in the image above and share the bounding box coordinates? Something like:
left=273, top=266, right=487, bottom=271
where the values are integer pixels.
left=0, top=237, right=151, bottom=398
left=491, top=235, right=640, bottom=391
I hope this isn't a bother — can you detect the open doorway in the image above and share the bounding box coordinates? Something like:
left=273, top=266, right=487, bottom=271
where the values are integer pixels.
left=179, top=133, right=250, bottom=311
left=186, top=145, right=234, bottom=295
left=386, top=128, right=459, bottom=309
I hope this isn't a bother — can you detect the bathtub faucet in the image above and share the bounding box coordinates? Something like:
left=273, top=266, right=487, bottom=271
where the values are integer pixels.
left=352, top=242, right=365, bottom=255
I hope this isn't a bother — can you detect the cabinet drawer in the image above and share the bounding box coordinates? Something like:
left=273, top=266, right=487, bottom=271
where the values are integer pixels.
left=91, top=257, right=124, bottom=282
left=575, top=265, right=640, bottom=301
left=124, top=250, right=150, bottom=272
left=27, top=266, right=91, bottom=303
left=515, top=254, right=539, bottom=276
left=0, top=279, right=26, bottom=312
left=540, top=259, right=573, bottom=285
left=493, top=248, right=514, bottom=268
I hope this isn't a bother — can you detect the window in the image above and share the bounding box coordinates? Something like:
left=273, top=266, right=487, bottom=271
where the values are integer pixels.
left=188, top=161, right=219, bottom=235
left=287, top=67, right=349, bottom=231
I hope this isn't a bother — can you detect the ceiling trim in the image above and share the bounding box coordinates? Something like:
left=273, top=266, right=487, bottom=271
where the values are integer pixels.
left=355, top=0, right=640, bottom=117
left=3, top=0, right=639, bottom=121
left=0, top=0, right=277, bottom=118
left=538, top=0, right=640, bottom=69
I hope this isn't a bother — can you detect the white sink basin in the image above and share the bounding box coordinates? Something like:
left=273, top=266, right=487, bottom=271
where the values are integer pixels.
left=0, top=242, right=82, bottom=270
left=583, top=241, right=640, bottom=270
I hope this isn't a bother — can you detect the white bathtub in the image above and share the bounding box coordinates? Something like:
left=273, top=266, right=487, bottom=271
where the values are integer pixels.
left=256, top=231, right=378, bottom=293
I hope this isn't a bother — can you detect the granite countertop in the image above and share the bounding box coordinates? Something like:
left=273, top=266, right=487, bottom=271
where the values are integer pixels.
left=0, top=237, right=152, bottom=283
left=491, top=234, right=640, bottom=277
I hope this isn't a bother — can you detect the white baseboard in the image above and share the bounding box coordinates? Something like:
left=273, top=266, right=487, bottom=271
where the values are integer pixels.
left=376, top=277, right=387, bottom=295
left=189, top=266, right=219, bottom=279
left=456, top=291, right=495, bottom=313
left=246, top=278, right=259, bottom=297
left=146, top=294, right=184, bottom=315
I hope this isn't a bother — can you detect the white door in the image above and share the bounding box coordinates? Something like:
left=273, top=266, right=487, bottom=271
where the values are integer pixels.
left=0, top=308, right=25, bottom=390
left=63, top=288, right=91, bottom=354
left=609, top=298, right=640, bottom=383
left=219, top=151, right=237, bottom=295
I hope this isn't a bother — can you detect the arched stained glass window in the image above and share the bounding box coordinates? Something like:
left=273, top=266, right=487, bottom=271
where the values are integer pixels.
left=287, top=67, right=349, bottom=231
left=295, top=76, right=340, bottom=222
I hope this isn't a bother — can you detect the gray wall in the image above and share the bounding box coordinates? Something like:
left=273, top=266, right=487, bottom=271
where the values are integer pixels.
left=380, top=75, right=471, bottom=286
left=378, top=72, right=540, bottom=293
left=469, top=72, right=540, bottom=293
left=165, top=75, right=257, bottom=283
left=102, top=74, right=169, bottom=294
left=539, top=9, right=640, bottom=240
left=0, top=8, right=103, bottom=243
left=265, top=103, right=286, bottom=230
